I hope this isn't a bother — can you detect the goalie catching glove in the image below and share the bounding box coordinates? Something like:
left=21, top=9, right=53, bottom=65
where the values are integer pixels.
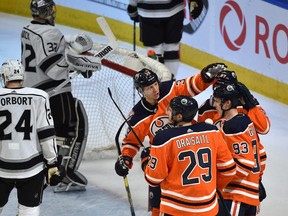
left=201, top=63, right=227, bottom=83
left=66, top=33, right=93, bottom=54
left=46, top=155, right=65, bottom=186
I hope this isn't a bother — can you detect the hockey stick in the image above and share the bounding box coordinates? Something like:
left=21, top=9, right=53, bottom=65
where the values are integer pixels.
left=133, top=21, right=136, bottom=106
left=114, top=121, right=136, bottom=216
left=108, top=87, right=144, bottom=148
left=48, top=17, right=118, bottom=97
left=216, top=189, right=231, bottom=216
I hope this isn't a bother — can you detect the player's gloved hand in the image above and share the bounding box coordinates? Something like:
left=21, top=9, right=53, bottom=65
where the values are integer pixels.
left=235, top=81, right=259, bottom=109
left=201, top=63, right=227, bottom=83
left=140, top=147, right=150, bottom=171
left=127, top=5, right=139, bottom=22
left=189, top=0, right=204, bottom=19
left=259, top=180, right=267, bottom=202
left=215, top=70, right=238, bottom=85
left=81, top=71, right=93, bottom=78
left=68, top=33, right=93, bottom=54
left=46, top=155, right=65, bottom=186
left=115, top=156, right=133, bottom=176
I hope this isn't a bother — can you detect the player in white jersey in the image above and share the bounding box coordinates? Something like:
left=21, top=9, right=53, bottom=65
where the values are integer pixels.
left=21, top=0, right=94, bottom=192
left=127, top=0, right=204, bottom=77
left=0, top=60, right=62, bottom=216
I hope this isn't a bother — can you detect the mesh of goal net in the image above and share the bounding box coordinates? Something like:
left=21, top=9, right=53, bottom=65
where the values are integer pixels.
left=71, top=43, right=171, bottom=159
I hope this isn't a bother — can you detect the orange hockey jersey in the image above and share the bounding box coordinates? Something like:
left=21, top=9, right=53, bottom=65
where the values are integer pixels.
left=198, top=99, right=269, bottom=177
left=218, top=114, right=261, bottom=207
left=121, top=73, right=213, bottom=159
left=144, top=122, right=236, bottom=216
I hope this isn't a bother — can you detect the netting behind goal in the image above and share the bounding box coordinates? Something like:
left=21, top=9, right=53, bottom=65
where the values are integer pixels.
left=71, top=43, right=171, bottom=159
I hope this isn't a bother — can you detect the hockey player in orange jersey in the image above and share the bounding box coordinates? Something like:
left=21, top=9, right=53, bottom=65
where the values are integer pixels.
left=114, top=63, right=227, bottom=215
left=198, top=70, right=269, bottom=202
left=212, top=83, right=262, bottom=216
left=141, top=95, right=236, bottom=216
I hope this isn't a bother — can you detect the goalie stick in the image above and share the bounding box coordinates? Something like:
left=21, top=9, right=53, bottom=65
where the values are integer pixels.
left=48, top=17, right=119, bottom=97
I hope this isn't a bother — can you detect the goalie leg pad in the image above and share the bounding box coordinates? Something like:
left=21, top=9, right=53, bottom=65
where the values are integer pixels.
left=56, top=98, right=88, bottom=187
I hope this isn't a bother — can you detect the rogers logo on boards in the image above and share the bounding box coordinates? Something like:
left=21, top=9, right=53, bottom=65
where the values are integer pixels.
left=219, top=0, right=246, bottom=51
left=219, top=0, right=288, bottom=64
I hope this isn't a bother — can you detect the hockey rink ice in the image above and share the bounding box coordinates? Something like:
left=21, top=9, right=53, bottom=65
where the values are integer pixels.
left=1, top=12, right=288, bottom=216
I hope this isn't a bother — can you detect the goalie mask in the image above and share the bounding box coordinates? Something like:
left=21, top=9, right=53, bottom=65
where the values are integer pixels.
left=1, top=60, right=24, bottom=85
left=169, top=95, right=198, bottom=123
left=30, top=0, right=56, bottom=26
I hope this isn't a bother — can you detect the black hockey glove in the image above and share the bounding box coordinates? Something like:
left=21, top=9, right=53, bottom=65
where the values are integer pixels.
left=259, top=180, right=267, bottom=202
left=115, top=156, right=133, bottom=176
left=235, top=81, right=259, bottom=110
left=127, top=5, right=139, bottom=22
left=189, top=0, right=204, bottom=19
left=46, top=155, right=65, bottom=186
left=140, top=147, right=150, bottom=171
left=200, top=63, right=227, bottom=83
left=81, top=70, right=93, bottom=79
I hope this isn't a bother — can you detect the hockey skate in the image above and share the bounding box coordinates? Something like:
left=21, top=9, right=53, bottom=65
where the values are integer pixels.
left=53, top=182, right=86, bottom=193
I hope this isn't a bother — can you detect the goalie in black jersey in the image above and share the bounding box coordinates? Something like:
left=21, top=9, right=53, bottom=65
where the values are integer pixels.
left=21, top=0, right=100, bottom=192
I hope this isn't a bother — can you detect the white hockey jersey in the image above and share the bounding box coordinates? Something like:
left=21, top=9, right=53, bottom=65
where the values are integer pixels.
left=21, top=21, right=71, bottom=96
left=129, top=0, right=185, bottom=18
left=0, top=87, right=57, bottom=179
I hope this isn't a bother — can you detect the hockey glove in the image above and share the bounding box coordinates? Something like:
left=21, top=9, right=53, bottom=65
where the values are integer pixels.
left=201, top=63, right=227, bottom=83
left=259, top=180, right=267, bottom=202
left=127, top=5, right=139, bottom=22
left=115, top=156, right=133, bottom=176
left=68, top=33, right=93, bottom=54
left=46, top=155, right=65, bottom=186
left=140, top=147, right=150, bottom=171
left=235, top=81, right=259, bottom=110
left=189, top=0, right=204, bottom=19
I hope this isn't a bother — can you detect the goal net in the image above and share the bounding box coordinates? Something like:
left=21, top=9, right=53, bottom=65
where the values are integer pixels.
left=71, top=43, right=171, bottom=159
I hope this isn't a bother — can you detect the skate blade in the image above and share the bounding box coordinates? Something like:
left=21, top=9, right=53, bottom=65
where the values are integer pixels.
left=53, top=183, right=86, bottom=193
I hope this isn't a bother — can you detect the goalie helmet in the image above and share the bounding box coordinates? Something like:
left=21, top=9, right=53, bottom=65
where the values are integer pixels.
left=30, top=0, right=56, bottom=26
left=1, top=60, right=24, bottom=83
left=169, top=95, right=198, bottom=122
left=134, top=68, right=159, bottom=90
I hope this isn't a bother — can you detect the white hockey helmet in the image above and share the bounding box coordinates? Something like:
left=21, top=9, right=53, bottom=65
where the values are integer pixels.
left=30, top=0, right=56, bottom=26
left=0, top=60, right=24, bottom=82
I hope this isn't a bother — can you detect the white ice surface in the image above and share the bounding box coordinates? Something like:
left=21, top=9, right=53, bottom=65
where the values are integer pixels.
left=1, top=12, right=288, bottom=216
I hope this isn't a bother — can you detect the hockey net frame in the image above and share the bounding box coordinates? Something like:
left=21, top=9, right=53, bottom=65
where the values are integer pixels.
left=71, top=43, right=171, bottom=160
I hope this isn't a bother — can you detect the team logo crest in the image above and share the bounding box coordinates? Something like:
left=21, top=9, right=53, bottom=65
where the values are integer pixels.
left=150, top=116, right=173, bottom=136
